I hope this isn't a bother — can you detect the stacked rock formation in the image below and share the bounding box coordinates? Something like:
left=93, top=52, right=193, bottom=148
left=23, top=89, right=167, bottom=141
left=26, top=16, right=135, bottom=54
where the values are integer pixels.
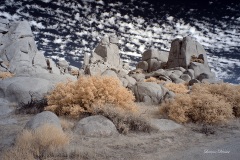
left=0, top=19, right=77, bottom=105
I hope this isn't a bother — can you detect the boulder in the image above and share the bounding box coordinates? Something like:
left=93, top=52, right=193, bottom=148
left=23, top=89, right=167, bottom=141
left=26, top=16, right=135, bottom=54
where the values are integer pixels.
left=142, top=49, right=169, bottom=62
left=0, top=77, right=53, bottom=104
left=147, top=58, right=161, bottom=72
left=180, top=74, right=191, bottom=82
left=159, top=75, right=172, bottom=82
left=136, top=61, right=148, bottom=71
left=85, top=60, right=109, bottom=76
left=169, top=74, right=185, bottom=84
left=183, top=69, right=195, bottom=79
left=166, top=36, right=210, bottom=69
left=130, top=73, right=145, bottom=82
left=189, top=79, right=200, bottom=86
left=101, top=69, right=118, bottom=78
left=25, top=111, right=62, bottom=130
left=125, top=75, right=136, bottom=87
left=172, top=70, right=183, bottom=77
left=133, top=82, right=168, bottom=104
left=74, top=115, right=118, bottom=137
left=119, top=77, right=128, bottom=87
left=189, top=62, right=215, bottom=80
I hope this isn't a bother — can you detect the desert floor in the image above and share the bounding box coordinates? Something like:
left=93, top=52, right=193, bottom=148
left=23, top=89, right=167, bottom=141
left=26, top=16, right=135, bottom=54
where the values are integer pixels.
left=0, top=104, right=240, bottom=160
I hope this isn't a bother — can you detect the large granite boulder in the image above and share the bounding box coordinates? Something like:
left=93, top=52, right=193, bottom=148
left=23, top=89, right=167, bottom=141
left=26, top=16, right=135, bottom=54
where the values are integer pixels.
left=25, top=111, right=62, bottom=130
left=132, top=82, right=171, bottom=104
left=0, top=77, right=52, bottom=104
left=74, top=115, right=118, bottom=137
left=166, top=36, right=209, bottom=69
left=165, top=36, right=216, bottom=82
left=189, top=62, right=216, bottom=81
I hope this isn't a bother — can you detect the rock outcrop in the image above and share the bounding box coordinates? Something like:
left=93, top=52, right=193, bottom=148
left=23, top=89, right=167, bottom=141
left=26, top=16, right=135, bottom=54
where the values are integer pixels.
left=137, top=49, right=169, bottom=72
left=84, top=35, right=125, bottom=76
left=0, top=19, right=77, bottom=105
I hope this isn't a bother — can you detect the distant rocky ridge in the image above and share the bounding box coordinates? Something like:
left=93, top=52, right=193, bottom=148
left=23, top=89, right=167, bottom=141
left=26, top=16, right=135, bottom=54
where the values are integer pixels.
left=0, top=20, right=219, bottom=107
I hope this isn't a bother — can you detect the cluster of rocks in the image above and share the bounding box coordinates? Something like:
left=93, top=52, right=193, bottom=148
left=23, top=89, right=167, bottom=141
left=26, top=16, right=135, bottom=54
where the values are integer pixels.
left=0, top=19, right=218, bottom=109
left=25, top=111, right=181, bottom=137
left=0, top=19, right=78, bottom=106
left=83, top=35, right=217, bottom=104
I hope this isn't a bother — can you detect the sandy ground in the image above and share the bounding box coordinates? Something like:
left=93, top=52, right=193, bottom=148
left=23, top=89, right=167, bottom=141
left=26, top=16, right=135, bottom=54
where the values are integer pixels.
left=0, top=105, right=240, bottom=160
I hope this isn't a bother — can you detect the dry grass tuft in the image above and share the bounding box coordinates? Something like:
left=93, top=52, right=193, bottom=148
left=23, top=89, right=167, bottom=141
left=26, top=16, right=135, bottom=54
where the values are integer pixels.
left=60, top=119, right=75, bottom=131
left=164, top=82, right=189, bottom=94
left=46, top=76, right=137, bottom=118
left=0, top=71, right=14, bottom=79
left=160, top=83, right=239, bottom=124
left=1, top=124, right=69, bottom=160
left=144, top=77, right=165, bottom=84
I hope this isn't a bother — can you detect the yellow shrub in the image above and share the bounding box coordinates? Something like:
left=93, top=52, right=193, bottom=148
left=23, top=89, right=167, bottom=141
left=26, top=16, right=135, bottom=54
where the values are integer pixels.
left=46, top=76, right=137, bottom=118
left=164, top=82, right=189, bottom=94
left=192, top=83, right=240, bottom=117
left=160, top=83, right=237, bottom=124
left=1, top=124, right=69, bottom=160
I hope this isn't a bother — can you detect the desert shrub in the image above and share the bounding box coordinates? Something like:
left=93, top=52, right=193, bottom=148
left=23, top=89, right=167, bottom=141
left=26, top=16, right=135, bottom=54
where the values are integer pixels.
left=144, top=77, right=165, bottom=84
left=164, top=82, right=189, bottom=94
left=46, top=76, right=137, bottom=118
left=192, top=83, right=240, bottom=117
left=0, top=71, right=13, bottom=79
left=1, top=124, right=69, bottom=160
left=16, top=93, right=47, bottom=114
left=91, top=104, right=153, bottom=134
left=160, top=83, right=235, bottom=124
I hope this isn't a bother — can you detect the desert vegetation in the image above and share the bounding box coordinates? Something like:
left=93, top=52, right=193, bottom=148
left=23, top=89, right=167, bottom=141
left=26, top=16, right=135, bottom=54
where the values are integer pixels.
left=160, top=82, right=240, bottom=124
left=0, top=71, right=13, bottom=79
left=164, top=82, right=189, bottom=94
left=1, top=124, right=69, bottom=160
left=45, top=76, right=153, bottom=133
left=46, top=76, right=137, bottom=118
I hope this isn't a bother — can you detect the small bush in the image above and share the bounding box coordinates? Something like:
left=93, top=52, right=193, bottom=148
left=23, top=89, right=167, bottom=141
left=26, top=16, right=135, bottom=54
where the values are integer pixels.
left=164, top=82, right=189, bottom=94
left=1, top=124, right=69, bottom=160
left=144, top=77, right=165, bottom=84
left=91, top=104, right=153, bottom=134
left=46, top=76, right=137, bottom=118
left=160, top=83, right=236, bottom=124
left=16, top=93, right=47, bottom=114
